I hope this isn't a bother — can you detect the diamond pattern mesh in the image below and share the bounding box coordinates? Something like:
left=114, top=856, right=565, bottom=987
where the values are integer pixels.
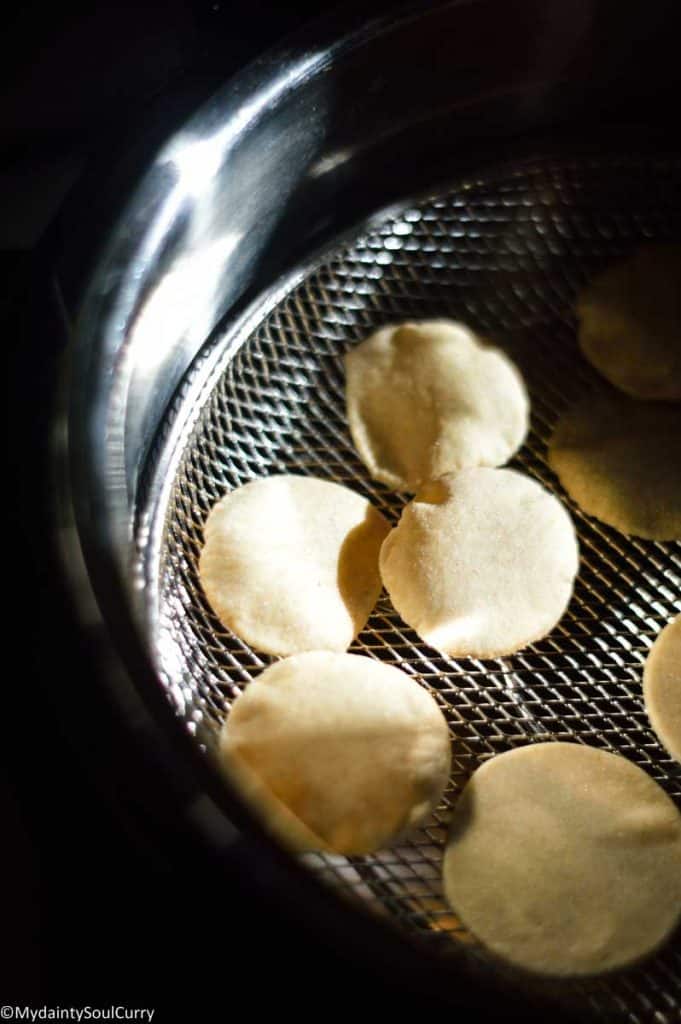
left=142, top=152, right=681, bottom=1022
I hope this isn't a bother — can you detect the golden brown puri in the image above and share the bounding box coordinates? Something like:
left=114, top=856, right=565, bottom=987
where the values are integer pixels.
left=379, top=467, right=579, bottom=658
left=644, top=615, right=681, bottom=763
left=198, top=475, right=389, bottom=656
left=345, top=320, right=529, bottom=492
left=219, top=652, right=452, bottom=855
left=548, top=392, right=681, bottom=540
left=443, top=743, right=681, bottom=977
left=578, top=243, right=681, bottom=400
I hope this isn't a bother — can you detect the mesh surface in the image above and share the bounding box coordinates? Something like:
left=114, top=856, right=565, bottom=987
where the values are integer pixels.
left=142, top=152, right=681, bottom=1022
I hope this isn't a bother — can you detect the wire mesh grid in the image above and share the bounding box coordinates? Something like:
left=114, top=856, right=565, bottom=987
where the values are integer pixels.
left=142, top=151, right=681, bottom=1022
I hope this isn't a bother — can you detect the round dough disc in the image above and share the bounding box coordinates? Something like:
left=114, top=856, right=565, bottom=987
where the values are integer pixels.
left=548, top=392, right=681, bottom=540
left=644, top=615, right=681, bottom=763
left=345, top=320, right=529, bottom=492
left=198, top=475, right=389, bottom=656
left=219, top=651, right=452, bottom=855
left=443, top=742, right=681, bottom=976
left=379, top=467, right=579, bottom=658
left=578, top=244, right=681, bottom=400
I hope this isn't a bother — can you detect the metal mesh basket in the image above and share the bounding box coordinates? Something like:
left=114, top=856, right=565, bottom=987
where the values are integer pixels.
left=140, top=150, right=681, bottom=1023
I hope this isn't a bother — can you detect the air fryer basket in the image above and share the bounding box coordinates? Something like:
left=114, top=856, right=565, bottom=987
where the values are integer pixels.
left=68, top=2, right=680, bottom=1021
left=141, top=150, right=681, bottom=1022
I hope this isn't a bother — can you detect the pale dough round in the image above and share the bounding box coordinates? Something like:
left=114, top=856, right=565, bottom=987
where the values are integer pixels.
left=548, top=392, right=681, bottom=540
left=198, top=475, right=389, bottom=656
left=443, top=742, right=681, bottom=976
left=378, top=468, right=579, bottom=658
left=644, top=615, right=681, bottom=763
left=219, top=651, right=452, bottom=855
left=578, top=244, right=681, bottom=400
left=345, top=320, right=529, bottom=492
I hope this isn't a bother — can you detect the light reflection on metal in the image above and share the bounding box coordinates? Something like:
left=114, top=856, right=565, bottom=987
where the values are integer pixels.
left=308, top=147, right=355, bottom=179
left=129, top=234, right=242, bottom=378
left=164, top=51, right=321, bottom=197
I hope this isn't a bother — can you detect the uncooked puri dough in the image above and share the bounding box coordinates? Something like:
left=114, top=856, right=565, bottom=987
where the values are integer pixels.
left=345, top=320, right=529, bottom=492
left=548, top=392, right=681, bottom=540
left=219, top=651, right=452, bottom=855
left=644, top=614, right=681, bottom=763
left=379, top=467, right=579, bottom=658
left=443, top=742, right=681, bottom=976
left=198, top=475, right=389, bottom=655
left=578, top=244, right=681, bottom=400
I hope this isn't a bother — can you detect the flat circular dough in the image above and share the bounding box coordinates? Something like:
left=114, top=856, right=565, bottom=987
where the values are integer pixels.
left=443, top=742, right=681, bottom=977
left=578, top=244, right=681, bottom=400
left=548, top=392, right=681, bottom=540
left=198, top=475, right=389, bottom=656
left=219, top=651, right=452, bottom=855
left=644, top=615, right=681, bottom=763
left=379, top=468, right=579, bottom=658
left=345, top=320, right=529, bottom=492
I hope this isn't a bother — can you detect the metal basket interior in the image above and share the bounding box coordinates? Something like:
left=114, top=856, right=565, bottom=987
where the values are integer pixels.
left=139, top=149, right=681, bottom=1024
